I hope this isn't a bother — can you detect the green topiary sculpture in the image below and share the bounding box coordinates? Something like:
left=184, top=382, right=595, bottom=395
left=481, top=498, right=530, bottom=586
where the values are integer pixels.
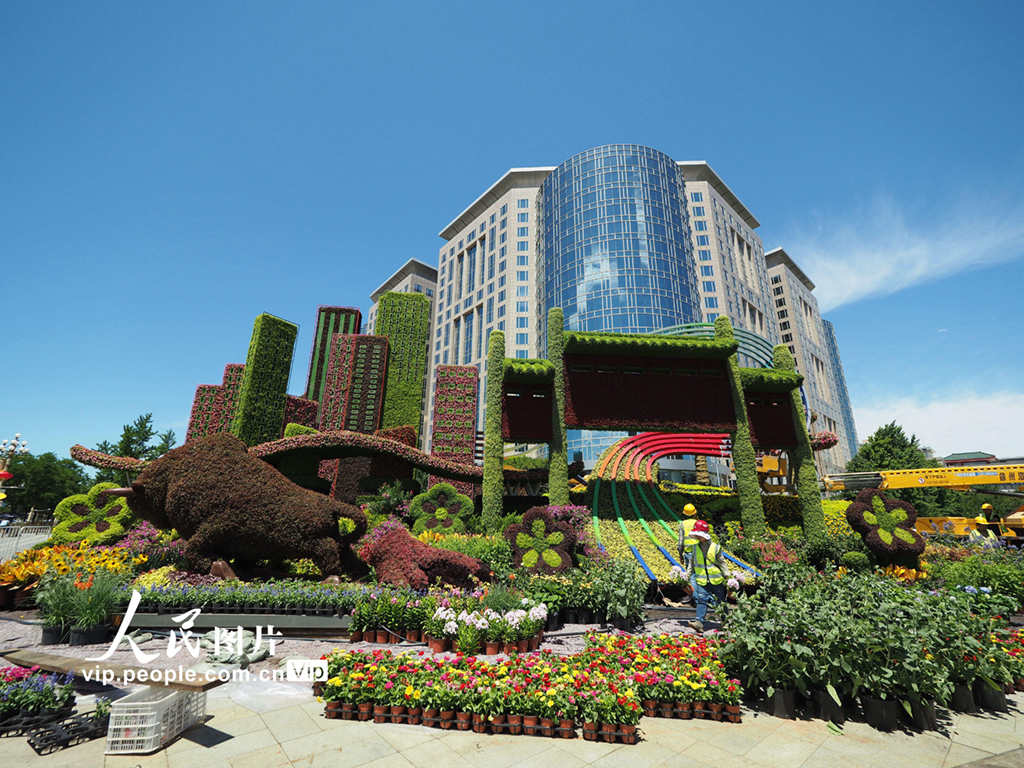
left=845, top=488, right=925, bottom=568
left=409, top=483, right=473, bottom=535
left=52, top=482, right=135, bottom=545
left=504, top=506, right=576, bottom=573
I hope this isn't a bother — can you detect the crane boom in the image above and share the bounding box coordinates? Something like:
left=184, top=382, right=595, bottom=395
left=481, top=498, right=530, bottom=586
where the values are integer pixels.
left=823, top=464, right=1024, bottom=492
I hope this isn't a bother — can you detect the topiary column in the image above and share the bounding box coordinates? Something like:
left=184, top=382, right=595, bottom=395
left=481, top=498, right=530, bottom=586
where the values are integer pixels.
left=716, top=316, right=767, bottom=540
left=481, top=330, right=506, bottom=533
left=773, top=344, right=827, bottom=544
left=376, top=292, right=431, bottom=440
left=231, top=314, right=298, bottom=446
left=547, top=308, right=569, bottom=506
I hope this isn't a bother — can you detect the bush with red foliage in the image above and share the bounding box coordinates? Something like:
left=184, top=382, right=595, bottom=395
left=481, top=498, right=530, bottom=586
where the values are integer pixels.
left=357, top=519, right=488, bottom=589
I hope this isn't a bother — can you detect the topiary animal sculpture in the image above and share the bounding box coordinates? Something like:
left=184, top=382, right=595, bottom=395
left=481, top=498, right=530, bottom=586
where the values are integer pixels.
left=356, top=519, right=488, bottom=589
left=504, top=506, right=577, bottom=574
left=99, top=433, right=366, bottom=576
left=845, top=488, right=925, bottom=568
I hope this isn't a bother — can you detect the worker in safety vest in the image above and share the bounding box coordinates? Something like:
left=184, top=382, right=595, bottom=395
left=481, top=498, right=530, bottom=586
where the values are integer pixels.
left=678, top=504, right=700, bottom=603
left=683, top=519, right=728, bottom=630
left=974, top=503, right=999, bottom=539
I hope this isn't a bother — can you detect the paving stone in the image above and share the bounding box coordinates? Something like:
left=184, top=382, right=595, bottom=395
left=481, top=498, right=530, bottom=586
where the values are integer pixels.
left=280, top=725, right=393, bottom=763
left=260, top=704, right=322, bottom=743
left=944, top=742, right=996, bottom=767
left=167, top=728, right=279, bottom=768
left=106, top=751, right=170, bottom=768
left=227, top=742, right=293, bottom=768
left=399, top=736, right=477, bottom=768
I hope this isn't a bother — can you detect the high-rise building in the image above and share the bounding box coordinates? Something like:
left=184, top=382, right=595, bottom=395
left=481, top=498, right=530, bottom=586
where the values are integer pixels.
left=366, top=259, right=437, bottom=335
left=765, top=247, right=856, bottom=474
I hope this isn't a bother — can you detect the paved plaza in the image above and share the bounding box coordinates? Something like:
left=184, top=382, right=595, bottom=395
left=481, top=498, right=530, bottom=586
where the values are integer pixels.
left=1, top=681, right=1022, bottom=768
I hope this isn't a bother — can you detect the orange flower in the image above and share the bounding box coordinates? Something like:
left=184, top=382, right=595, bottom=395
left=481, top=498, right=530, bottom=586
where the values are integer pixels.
left=74, top=573, right=94, bottom=590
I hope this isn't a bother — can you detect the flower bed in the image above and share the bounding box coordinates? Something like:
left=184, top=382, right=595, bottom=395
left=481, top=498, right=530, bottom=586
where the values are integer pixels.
left=319, top=633, right=741, bottom=744
left=0, top=666, right=76, bottom=736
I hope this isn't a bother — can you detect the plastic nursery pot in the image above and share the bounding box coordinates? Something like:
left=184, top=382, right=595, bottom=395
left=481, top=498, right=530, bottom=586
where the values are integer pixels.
left=490, top=713, right=506, bottom=732
left=523, top=714, right=539, bottom=734
left=341, top=702, right=355, bottom=720
left=472, top=713, right=487, bottom=734
left=582, top=722, right=598, bottom=741
left=422, top=708, right=438, bottom=727
left=40, top=625, right=68, bottom=645
left=428, top=637, right=447, bottom=654
left=390, top=705, right=406, bottom=723
left=407, top=707, right=421, bottom=725
left=375, top=629, right=389, bottom=644
left=903, top=698, right=937, bottom=732
left=950, top=682, right=978, bottom=713
left=814, top=689, right=845, bottom=725
left=405, top=629, right=420, bottom=643
left=709, top=701, right=723, bottom=721
left=642, top=700, right=657, bottom=717
left=69, top=626, right=110, bottom=646
left=657, top=702, right=673, bottom=718
left=357, top=702, right=373, bottom=721
left=508, top=714, right=523, bottom=735
left=973, top=680, right=1008, bottom=712
left=861, top=696, right=900, bottom=732
left=769, top=689, right=797, bottom=720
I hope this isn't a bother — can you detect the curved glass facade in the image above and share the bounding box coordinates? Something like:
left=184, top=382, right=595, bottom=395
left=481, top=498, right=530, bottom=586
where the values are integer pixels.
left=538, top=144, right=702, bottom=465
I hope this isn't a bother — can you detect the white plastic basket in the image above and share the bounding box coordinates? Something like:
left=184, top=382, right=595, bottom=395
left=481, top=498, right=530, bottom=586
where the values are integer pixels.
left=105, top=686, right=207, bottom=754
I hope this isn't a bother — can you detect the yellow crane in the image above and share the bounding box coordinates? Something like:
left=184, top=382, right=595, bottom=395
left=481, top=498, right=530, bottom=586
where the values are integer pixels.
left=822, top=464, right=1024, bottom=492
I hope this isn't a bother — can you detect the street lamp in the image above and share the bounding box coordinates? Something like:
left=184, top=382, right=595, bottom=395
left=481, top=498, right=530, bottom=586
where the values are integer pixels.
left=0, top=433, right=28, bottom=499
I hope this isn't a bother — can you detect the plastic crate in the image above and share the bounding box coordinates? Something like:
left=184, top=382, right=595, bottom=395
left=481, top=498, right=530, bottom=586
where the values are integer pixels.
left=105, top=687, right=207, bottom=754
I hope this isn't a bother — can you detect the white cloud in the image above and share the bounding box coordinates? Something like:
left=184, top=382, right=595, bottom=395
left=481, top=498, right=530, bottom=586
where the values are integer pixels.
left=854, top=391, right=1024, bottom=459
left=782, top=196, right=1024, bottom=311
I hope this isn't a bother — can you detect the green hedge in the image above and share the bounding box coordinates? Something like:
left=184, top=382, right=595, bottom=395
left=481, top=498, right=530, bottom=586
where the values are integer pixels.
left=738, top=367, right=804, bottom=392
left=376, top=293, right=431, bottom=439
left=772, top=344, right=827, bottom=544
left=481, top=331, right=506, bottom=533
left=231, top=313, right=298, bottom=446
left=547, top=308, right=569, bottom=506
left=503, top=358, right=555, bottom=383
left=284, top=422, right=319, bottom=437
left=563, top=331, right=737, bottom=359
left=717, top=316, right=766, bottom=540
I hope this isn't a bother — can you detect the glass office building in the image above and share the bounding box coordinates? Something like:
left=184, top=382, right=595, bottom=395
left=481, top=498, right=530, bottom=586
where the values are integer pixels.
left=537, top=144, right=702, bottom=464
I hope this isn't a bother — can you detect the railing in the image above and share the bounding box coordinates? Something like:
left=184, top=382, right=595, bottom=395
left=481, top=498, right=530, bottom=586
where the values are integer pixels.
left=0, top=525, right=52, bottom=561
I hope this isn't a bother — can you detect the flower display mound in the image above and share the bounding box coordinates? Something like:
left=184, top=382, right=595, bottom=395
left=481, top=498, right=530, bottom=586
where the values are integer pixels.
left=845, top=488, right=925, bottom=567
left=357, top=520, right=488, bottom=589
left=118, top=432, right=367, bottom=576
left=504, top=507, right=576, bottom=573
left=410, top=483, right=472, bottom=535
left=52, top=482, right=135, bottom=545
left=0, top=542, right=144, bottom=588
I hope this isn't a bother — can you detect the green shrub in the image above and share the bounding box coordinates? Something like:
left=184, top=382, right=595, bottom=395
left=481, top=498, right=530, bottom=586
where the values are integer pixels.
left=547, top=308, right=569, bottom=506
left=409, top=483, right=472, bottom=535
left=481, top=331, right=505, bottom=533
left=840, top=551, right=870, bottom=570
left=52, top=482, right=134, bottom=546
left=231, top=313, right=298, bottom=446
left=431, top=534, right=513, bottom=576
left=930, top=555, right=1024, bottom=606
left=284, top=422, right=319, bottom=437
left=376, top=292, right=431, bottom=438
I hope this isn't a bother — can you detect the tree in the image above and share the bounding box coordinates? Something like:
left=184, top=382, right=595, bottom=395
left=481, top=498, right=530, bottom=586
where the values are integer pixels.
left=845, top=421, right=954, bottom=516
left=2, top=452, right=91, bottom=518
left=94, top=413, right=177, bottom=484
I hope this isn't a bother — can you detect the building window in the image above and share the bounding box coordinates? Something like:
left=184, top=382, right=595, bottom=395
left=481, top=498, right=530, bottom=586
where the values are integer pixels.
left=500, top=232, right=507, bottom=244
left=486, top=298, right=494, bottom=323
left=707, top=312, right=718, bottom=321
left=516, top=270, right=528, bottom=282
left=489, top=228, right=496, bottom=249
left=498, top=289, right=506, bottom=302
left=690, top=192, right=703, bottom=203
left=700, top=266, right=714, bottom=277
left=516, top=301, right=528, bottom=312
left=516, top=317, right=528, bottom=328
left=517, top=213, right=528, bottom=222
left=778, top=309, right=788, bottom=318
left=703, top=280, right=716, bottom=292
left=517, top=226, right=529, bottom=237
left=771, top=275, right=781, bottom=284
left=692, top=206, right=705, bottom=216
left=516, top=286, right=528, bottom=297
left=517, top=241, right=529, bottom=251
left=515, top=333, right=529, bottom=345
left=780, top=320, right=790, bottom=330
left=782, top=333, right=793, bottom=342
left=705, top=297, right=718, bottom=309
left=696, top=235, right=710, bottom=246
left=775, top=298, right=786, bottom=307
left=463, top=314, right=474, bottom=364
left=490, top=213, right=495, bottom=224
left=498, top=304, right=505, bottom=318
left=499, top=275, right=506, bottom=287
left=516, top=349, right=528, bottom=359
left=500, top=204, right=507, bottom=215
left=773, top=286, right=784, bottom=296
left=516, top=254, right=528, bottom=266
left=500, top=218, right=507, bottom=229
left=694, top=220, right=708, bottom=231
left=518, top=199, right=529, bottom=208
left=698, top=249, right=711, bottom=261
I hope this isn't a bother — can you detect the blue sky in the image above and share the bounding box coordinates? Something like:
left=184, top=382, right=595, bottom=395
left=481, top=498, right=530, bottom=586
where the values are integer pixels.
left=3, top=1, right=1022, bottom=460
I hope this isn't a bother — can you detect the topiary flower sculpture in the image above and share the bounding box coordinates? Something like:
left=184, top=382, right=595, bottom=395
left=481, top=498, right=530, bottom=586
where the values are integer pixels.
left=409, top=483, right=472, bottom=535
left=845, top=488, right=925, bottom=567
left=504, top=506, right=577, bottom=573
left=52, top=482, right=135, bottom=545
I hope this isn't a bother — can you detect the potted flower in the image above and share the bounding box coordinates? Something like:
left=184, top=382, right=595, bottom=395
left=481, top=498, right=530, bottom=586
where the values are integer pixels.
left=722, top=679, right=743, bottom=723
left=579, top=690, right=600, bottom=741
left=69, top=570, right=122, bottom=646
left=35, top=574, right=75, bottom=645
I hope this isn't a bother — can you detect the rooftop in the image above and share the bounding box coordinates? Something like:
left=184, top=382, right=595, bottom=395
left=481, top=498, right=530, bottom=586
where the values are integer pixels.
left=676, top=161, right=760, bottom=229
left=942, top=451, right=997, bottom=463
left=765, top=247, right=816, bottom=291
left=439, top=167, right=556, bottom=240
left=369, top=258, right=438, bottom=303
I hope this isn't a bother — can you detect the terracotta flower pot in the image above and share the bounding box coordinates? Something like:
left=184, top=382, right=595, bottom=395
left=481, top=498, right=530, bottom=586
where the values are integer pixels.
left=485, top=641, right=500, bottom=655
left=658, top=702, right=673, bottom=719
left=559, top=718, right=574, bottom=738
left=440, top=710, right=455, bottom=730
left=428, top=637, right=447, bottom=654
left=472, top=713, right=487, bottom=733
left=373, top=705, right=388, bottom=723
left=407, top=706, right=422, bottom=725
left=390, top=704, right=406, bottom=723
left=503, top=642, right=517, bottom=655
left=491, top=713, right=506, bottom=732
left=358, top=702, right=373, bottom=721
left=642, top=699, right=657, bottom=717
left=1016, top=677, right=1024, bottom=692
left=709, top=701, right=723, bottom=721
left=423, top=707, right=439, bottom=727
left=676, top=701, right=693, bottom=719
left=508, top=713, right=523, bottom=735
left=523, top=714, right=539, bottom=734
left=325, top=700, right=342, bottom=712
left=341, top=702, right=355, bottom=720
left=693, top=702, right=707, bottom=719
left=600, top=722, right=616, bottom=743
left=621, top=723, right=637, bottom=744
left=349, top=629, right=363, bottom=643
left=725, top=704, right=741, bottom=723
left=375, top=629, right=389, bottom=644
left=530, top=635, right=539, bottom=651
left=456, top=712, right=472, bottom=731
left=540, top=717, right=554, bottom=737
left=406, top=629, right=421, bottom=643
left=517, top=638, right=529, bottom=653
left=582, top=721, right=598, bottom=741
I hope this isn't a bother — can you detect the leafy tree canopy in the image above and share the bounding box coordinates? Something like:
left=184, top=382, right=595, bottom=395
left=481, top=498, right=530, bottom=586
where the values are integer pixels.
left=94, top=413, right=176, bottom=484
left=2, top=452, right=91, bottom=518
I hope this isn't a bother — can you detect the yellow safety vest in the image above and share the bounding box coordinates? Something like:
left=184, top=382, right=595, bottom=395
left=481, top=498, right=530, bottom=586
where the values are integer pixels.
left=690, top=541, right=725, bottom=586
left=680, top=518, right=699, bottom=548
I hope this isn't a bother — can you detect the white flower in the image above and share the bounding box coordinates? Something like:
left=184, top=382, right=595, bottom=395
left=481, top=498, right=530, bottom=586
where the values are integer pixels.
left=521, top=598, right=531, bottom=606
left=443, top=621, right=458, bottom=636
left=528, top=605, right=547, bottom=622
left=727, top=577, right=740, bottom=590
left=668, top=565, right=685, bottom=583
